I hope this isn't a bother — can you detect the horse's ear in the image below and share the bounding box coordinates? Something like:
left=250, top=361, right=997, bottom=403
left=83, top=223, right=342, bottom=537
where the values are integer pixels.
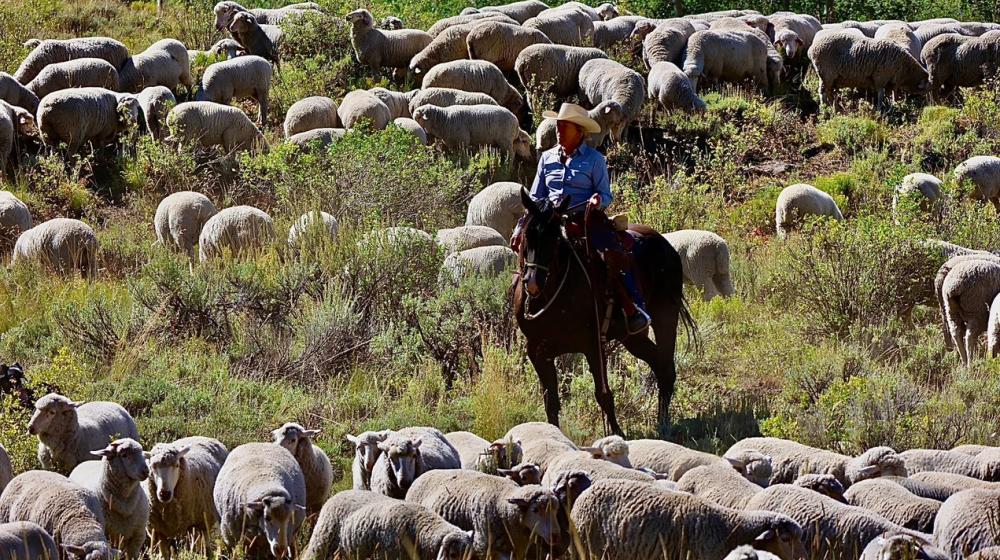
left=521, top=187, right=538, bottom=217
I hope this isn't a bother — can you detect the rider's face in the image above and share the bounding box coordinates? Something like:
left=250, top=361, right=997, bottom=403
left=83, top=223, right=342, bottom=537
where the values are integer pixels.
left=556, top=121, right=584, bottom=152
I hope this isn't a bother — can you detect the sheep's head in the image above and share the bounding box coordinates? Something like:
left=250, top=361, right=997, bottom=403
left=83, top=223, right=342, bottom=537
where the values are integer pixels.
left=847, top=446, right=906, bottom=483
left=115, top=95, right=141, bottom=130
left=23, top=38, right=42, bottom=50
left=499, top=462, right=542, bottom=486
left=62, top=541, right=120, bottom=560
left=631, top=20, right=656, bottom=41
left=551, top=469, right=592, bottom=510
left=507, top=487, right=561, bottom=547
left=213, top=1, right=245, bottom=31
left=93, top=438, right=149, bottom=482
left=591, top=101, right=625, bottom=142
left=246, top=495, right=305, bottom=559
left=378, top=436, right=422, bottom=488
left=0, top=362, right=27, bottom=396
left=487, top=438, right=522, bottom=469
left=862, top=533, right=941, bottom=560
left=145, top=442, right=191, bottom=503
left=977, top=450, right=1000, bottom=481
left=411, top=105, right=439, bottom=126
left=345, top=9, right=374, bottom=28
left=725, top=451, right=773, bottom=487
left=346, top=430, right=391, bottom=472
left=228, top=11, right=257, bottom=34
left=595, top=3, right=619, bottom=20
left=514, top=129, right=533, bottom=160
left=582, top=435, right=631, bottom=467
left=792, top=473, right=846, bottom=503
left=751, top=514, right=806, bottom=560
left=380, top=16, right=404, bottom=30
left=774, top=29, right=804, bottom=59
left=28, top=393, right=80, bottom=437
left=436, top=530, right=474, bottom=560
left=460, top=7, right=480, bottom=15
left=13, top=108, right=38, bottom=138
left=273, top=422, right=320, bottom=456
left=210, top=39, right=246, bottom=59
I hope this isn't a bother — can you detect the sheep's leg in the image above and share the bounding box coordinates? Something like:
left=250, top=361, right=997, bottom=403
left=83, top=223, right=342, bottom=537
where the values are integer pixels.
left=701, top=278, right=719, bottom=301
left=716, top=273, right=735, bottom=298
left=948, top=306, right=969, bottom=366
left=623, top=317, right=677, bottom=440
left=528, top=346, right=561, bottom=427
left=257, top=91, right=268, bottom=126
left=966, top=315, right=987, bottom=365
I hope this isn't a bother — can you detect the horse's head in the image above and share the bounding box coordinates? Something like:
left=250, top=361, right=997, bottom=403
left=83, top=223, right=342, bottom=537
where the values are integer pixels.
left=520, top=188, right=569, bottom=297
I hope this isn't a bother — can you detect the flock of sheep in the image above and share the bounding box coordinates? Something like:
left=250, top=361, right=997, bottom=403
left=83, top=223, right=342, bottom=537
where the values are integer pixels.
left=8, top=393, right=1000, bottom=559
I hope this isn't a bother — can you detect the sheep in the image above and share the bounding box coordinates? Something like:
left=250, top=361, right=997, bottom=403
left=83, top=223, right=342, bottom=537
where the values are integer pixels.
left=283, top=96, right=339, bottom=138
left=724, top=437, right=905, bottom=487
left=435, top=226, right=506, bottom=254
left=25, top=397, right=136, bottom=479
left=466, top=21, right=552, bottom=74
left=774, top=183, right=844, bottom=238
left=153, top=191, right=218, bottom=259
left=444, top=431, right=493, bottom=470
left=412, top=104, right=531, bottom=159
left=287, top=211, right=339, bottom=247
left=14, top=38, right=129, bottom=85
left=0, top=101, right=35, bottom=179
left=523, top=8, right=595, bottom=47
left=837, top=20, right=882, bottom=37
left=300, top=490, right=392, bottom=560
left=368, top=87, right=417, bottom=119
left=943, top=258, right=1000, bottom=365
left=25, top=58, right=119, bottom=100
left=198, top=205, right=274, bottom=262
left=541, top=450, right=655, bottom=486
left=675, top=462, right=764, bottom=509
left=859, top=533, right=950, bottom=560
left=954, top=444, right=994, bottom=455
left=339, top=498, right=474, bottom=560
left=37, top=88, right=140, bottom=155
left=380, top=16, right=403, bottom=30
left=906, top=471, right=1000, bottom=497
left=682, top=29, right=773, bottom=93
left=369, top=427, right=462, bottom=498
left=0, top=471, right=117, bottom=560
left=807, top=31, right=929, bottom=108
left=709, top=14, right=770, bottom=34
left=843, top=478, right=940, bottom=533
left=208, top=38, right=246, bottom=60
left=409, top=25, right=474, bottom=75
left=447, top=431, right=521, bottom=473
left=405, top=469, right=560, bottom=558
left=197, top=55, right=271, bottom=125
left=504, top=422, right=578, bottom=471
left=427, top=13, right=518, bottom=37
left=0, top=521, right=59, bottom=560
left=143, top=437, right=228, bottom=560
left=166, top=102, right=265, bottom=154
left=629, top=439, right=772, bottom=484
left=0, top=445, right=11, bottom=494
left=641, top=19, right=697, bottom=67
left=559, top=1, right=618, bottom=21
left=118, top=39, right=193, bottom=94
left=592, top=16, right=645, bottom=48
left=212, top=442, right=307, bottom=559
left=900, top=448, right=1000, bottom=480
left=914, top=22, right=972, bottom=45
left=227, top=12, right=281, bottom=68
left=935, top=253, right=1000, bottom=351
left=769, top=13, right=822, bottom=70
left=647, top=61, right=706, bottom=114
left=346, top=431, right=391, bottom=491
left=535, top=100, right=625, bottom=150
left=724, top=545, right=782, bottom=560
left=338, top=90, right=391, bottom=130
left=477, top=0, right=549, bottom=23
left=791, top=472, right=847, bottom=503
left=465, top=181, right=523, bottom=239
left=956, top=156, right=1000, bottom=210
left=935, top=488, right=1000, bottom=557
left=893, top=172, right=944, bottom=218
left=959, top=22, right=1000, bottom=35
left=391, top=117, right=427, bottom=144
left=971, top=547, right=1000, bottom=560
left=663, top=229, right=734, bottom=300
left=421, top=59, right=523, bottom=114
left=499, top=463, right=542, bottom=486
left=12, top=219, right=99, bottom=279
left=0, top=192, right=31, bottom=251
left=439, top=245, right=518, bottom=284
left=345, top=9, right=432, bottom=75
left=212, top=1, right=322, bottom=30
left=135, top=86, right=176, bottom=141
left=874, top=23, right=922, bottom=60
left=515, top=44, right=608, bottom=107
left=287, top=128, right=345, bottom=150
left=271, top=422, right=332, bottom=515
left=577, top=58, right=644, bottom=142
left=744, top=483, right=925, bottom=558
left=573, top=479, right=807, bottom=560
left=67, top=439, right=149, bottom=559
left=0, top=73, right=40, bottom=114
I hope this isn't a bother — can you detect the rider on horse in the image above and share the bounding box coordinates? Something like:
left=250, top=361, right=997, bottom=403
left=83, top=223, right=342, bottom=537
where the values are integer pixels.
left=512, top=102, right=651, bottom=335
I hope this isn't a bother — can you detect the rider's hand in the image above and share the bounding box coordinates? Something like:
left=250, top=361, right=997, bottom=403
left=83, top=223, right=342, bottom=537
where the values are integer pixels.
left=588, top=193, right=601, bottom=208
left=509, top=234, right=520, bottom=252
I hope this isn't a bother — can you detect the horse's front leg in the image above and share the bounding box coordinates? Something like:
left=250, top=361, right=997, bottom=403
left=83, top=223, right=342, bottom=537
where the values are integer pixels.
left=586, top=347, right=623, bottom=437
left=528, top=345, right=562, bottom=427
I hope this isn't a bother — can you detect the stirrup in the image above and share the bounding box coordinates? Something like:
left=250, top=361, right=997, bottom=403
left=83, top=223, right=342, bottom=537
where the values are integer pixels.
left=626, top=308, right=651, bottom=335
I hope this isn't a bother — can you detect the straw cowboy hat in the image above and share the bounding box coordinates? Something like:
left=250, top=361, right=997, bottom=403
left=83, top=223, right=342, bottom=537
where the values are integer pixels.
left=542, top=103, right=601, bottom=134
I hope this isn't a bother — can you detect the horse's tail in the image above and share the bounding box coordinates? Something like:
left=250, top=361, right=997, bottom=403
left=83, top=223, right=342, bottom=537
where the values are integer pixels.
left=677, top=292, right=700, bottom=354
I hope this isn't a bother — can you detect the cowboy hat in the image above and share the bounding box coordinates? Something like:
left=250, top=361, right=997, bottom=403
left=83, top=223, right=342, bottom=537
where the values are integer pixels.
left=541, top=103, right=601, bottom=134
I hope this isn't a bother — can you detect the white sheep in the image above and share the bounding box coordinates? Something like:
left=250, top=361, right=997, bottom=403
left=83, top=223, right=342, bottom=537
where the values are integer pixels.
left=0, top=191, right=32, bottom=249
left=435, top=225, right=506, bottom=254
left=440, top=245, right=517, bottom=284
left=465, top=181, right=523, bottom=239
left=287, top=128, right=345, bottom=150
left=427, top=13, right=517, bottom=37
left=724, top=437, right=906, bottom=487
left=421, top=59, right=523, bottom=114
left=197, top=55, right=272, bottom=125
left=271, top=422, right=332, bottom=515
left=0, top=445, right=11, bottom=494
left=198, top=205, right=274, bottom=262
left=663, top=229, right=734, bottom=300
left=25, top=58, right=120, bottom=100
left=212, top=1, right=322, bottom=30
left=774, top=183, right=844, bottom=238
left=369, top=427, right=462, bottom=498
left=408, top=87, right=498, bottom=116
left=858, top=533, right=950, bottom=560
left=0, top=100, right=34, bottom=179
left=0, top=521, right=59, bottom=560
left=135, top=86, right=176, bottom=141
left=300, top=490, right=392, bottom=559
left=390, top=117, right=427, bottom=144
left=843, top=478, right=940, bottom=533
left=345, top=431, right=391, bottom=490
left=541, top=450, right=655, bottom=486
left=0, top=72, right=40, bottom=113
left=345, top=8, right=432, bottom=75
left=593, top=16, right=645, bottom=48
left=524, top=7, right=595, bottom=47
left=892, top=172, right=943, bottom=218
left=37, top=88, right=140, bottom=155
left=577, top=58, right=645, bottom=142
left=935, top=488, right=1000, bottom=558
left=943, top=258, right=1000, bottom=365
left=476, top=0, right=548, bottom=23
left=675, top=462, right=764, bottom=509
left=154, top=191, right=218, bottom=259
left=0, top=471, right=117, bottom=560
left=643, top=19, right=698, bottom=68
left=683, top=29, right=775, bottom=93
left=12, top=219, right=99, bottom=278
left=412, top=104, right=531, bottom=159
left=443, top=430, right=493, bottom=470
left=409, top=24, right=475, bottom=75
left=535, top=100, right=625, bottom=150
left=585, top=435, right=631, bottom=467
left=923, top=32, right=1000, bottom=101
left=874, top=23, right=921, bottom=60
left=283, top=96, right=339, bottom=137
left=14, top=38, right=129, bottom=85
left=368, top=87, right=416, bottom=120
left=769, top=13, right=822, bottom=71
left=466, top=21, right=552, bottom=74
left=504, top=422, right=578, bottom=471
left=647, top=61, right=706, bottom=113
left=899, top=448, right=1000, bottom=480
left=337, top=90, right=391, bottom=130
left=213, top=442, right=306, bottom=558
left=287, top=211, right=338, bottom=247
left=629, top=439, right=772, bottom=484
left=119, top=39, right=193, bottom=94
left=955, top=156, right=1000, bottom=210
left=227, top=12, right=281, bottom=68
left=165, top=102, right=266, bottom=154
left=338, top=498, right=474, bottom=559
left=935, top=253, right=1000, bottom=352
left=908, top=471, right=1000, bottom=496
left=68, top=439, right=149, bottom=559
left=499, top=462, right=542, bottom=485
left=724, top=545, right=782, bottom=560
left=143, top=436, right=228, bottom=560
left=514, top=44, right=607, bottom=109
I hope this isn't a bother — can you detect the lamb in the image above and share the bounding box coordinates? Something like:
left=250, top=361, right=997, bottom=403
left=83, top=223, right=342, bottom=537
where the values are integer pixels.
left=25, top=58, right=119, bottom=100
left=271, top=422, right=332, bottom=515
left=682, top=29, right=773, bottom=92
left=391, top=117, right=427, bottom=144
left=197, top=55, right=272, bottom=124
left=541, top=450, right=655, bottom=485
left=283, top=96, right=339, bottom=137
left=934, top=488, right=1000, bottom=557
left=899, top=448, right=1000, bottom=480
left=166, top=102, right=265, bottom=154
left=629, top=439, right=772, bottom=484
left=643, top=19, right=698, bottom=67
left=368, top=87, right=417, bottom=119
left=535, top=100, right=625, bottom=150
left=153, top=191, right=218, bottom=259
left=337, top=90, right=391, bottom=130
left=426, top=13, right=518, bottom=38
left=466, top=21, right=551, bottom=74
left=0, top=471, right=117, bottom=560
left=859, top=533, right=950, bottom=560
left=807, top=31, right=929, bottom=108
left=212, top=442, right=307, bottom=559
left=524, top=7, right=595, bottom=47
left=197, top=205, right=275, bottom=262
left=287, top=211, right=339, bottom=247
left=405, top=469, right=560, bottom=558
left=499, top=463, right=542, bottom=485
left=135, top=86, right=176, bottom=140
left=68, top=439, right=149, bottom=558
left=0, top=73, right=40, bottom=113
left=287, top=128, right=344, bottom=150
left=0, top=192, right=31, bottom=250
left=421, top=59, right=523, bottom=114
left=675, top=462, right=764, bottom=509
left=27, top=393, right=139, bottom=475
left=435, top=226, right=506, bottom=254
left=439, top=245, right=518, bottom=284
left=514, top=44, right=608, bottom=106
left=0, top=521, right=59, bottom=560
left=577, top=58, right=645, bottom=141
left=477, top=0, right=549, bottom=23
left=647, top=61, right=706, bottom=113
left=955, top=156, right=1000, bottom=210
left=724, top=437, right=906, bottom=487
left=663, top=229, right=734, bottom=300
left=338, top=498, right=474, bottom=560
left=504, top=422, right=578, bottom=471
left=143, top=437, right=228, bottom=560
left=345, top=431, right=391, bottom=490
left=227, top=12, right=281, bottom=68
left=744, top=483, right=925, bottom=558
left=118, top=39, right=193, bottom=94
left=300, top=490, right=393, bottom=560
left=212, top=1, right=322, bottom=30
left=893, top=172, right=944, bottom=218
left=592, top=16, right=645, bottom=48
left=774, top=183, right=844, bottom=238
left=874, top=23, right=921, bottom=60
left=408, top=25, right=474, bottom=75
left=465, top=181, right=523, bottom=239
left=37, top=88, right=141, bottom=155
left=345, top=9, right=432, bottom=75
left=843, top=478, right=940, bottom=533
left=412, top=104, right=531, bottom=159
left=14, top=38, right=129, bottom=85
left=942, top=258, right=1000, bottom=365
left=0, top=445, right=11, bottom=494
left=769, top=13, right=822, bottom=67
left=369, top=427, right=462, bottom=498
left=572, top=479, right=807, bottom=560
left=12, top=219, right=99, bottom=278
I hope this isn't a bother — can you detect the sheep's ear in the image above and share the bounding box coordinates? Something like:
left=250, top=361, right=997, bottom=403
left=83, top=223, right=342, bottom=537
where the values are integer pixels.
left=754, top=529, right=777, bottom=543
left=295, top=504, right=307, bottom=514
left=580, top=446, right=603, bottom=459
left=376, top=440, right=391, bottom=452
left=62, top=544, right=88, bottom=557
left=855, top=465, right=879, bottom=478
left=92, top=445, right=116, bottom=458
left=304, top=429, right=321, bottom=438
left=378, top=430, right=392, bottom=440
left=796, top=38, right=804, bottom=47
left=497, top=468, right=514, bottom=477
left=507, top=498, right=530, bottom=510
left=246, top=501, right=265, bottom=513
left=346, top=434, right=360, bottom=445
left=724, top=456, right=746, bottom=471
left=412, top=438, right=422, bottom=449
left=71, top=400, right=86, bottom=408
left=176, top=445, right=192, bottom=458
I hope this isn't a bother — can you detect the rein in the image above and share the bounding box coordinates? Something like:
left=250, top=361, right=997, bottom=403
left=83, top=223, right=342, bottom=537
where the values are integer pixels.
left=522, top=229, right=574, bottom=321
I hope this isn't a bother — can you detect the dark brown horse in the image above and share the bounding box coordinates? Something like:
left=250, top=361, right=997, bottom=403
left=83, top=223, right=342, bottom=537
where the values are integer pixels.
left=513, top=189, right=695, bottom=438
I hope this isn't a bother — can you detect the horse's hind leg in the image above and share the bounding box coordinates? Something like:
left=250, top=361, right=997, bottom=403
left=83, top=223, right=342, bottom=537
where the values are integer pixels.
left=528, top=346, right=562, bottom=427
left=622, top=329, right=674, bottom=439
left=585, top=348, right=623, bottom=437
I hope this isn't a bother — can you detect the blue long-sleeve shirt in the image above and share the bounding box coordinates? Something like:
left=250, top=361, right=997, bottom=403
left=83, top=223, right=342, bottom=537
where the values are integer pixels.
left=529, top=143, right=612, bottom=210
